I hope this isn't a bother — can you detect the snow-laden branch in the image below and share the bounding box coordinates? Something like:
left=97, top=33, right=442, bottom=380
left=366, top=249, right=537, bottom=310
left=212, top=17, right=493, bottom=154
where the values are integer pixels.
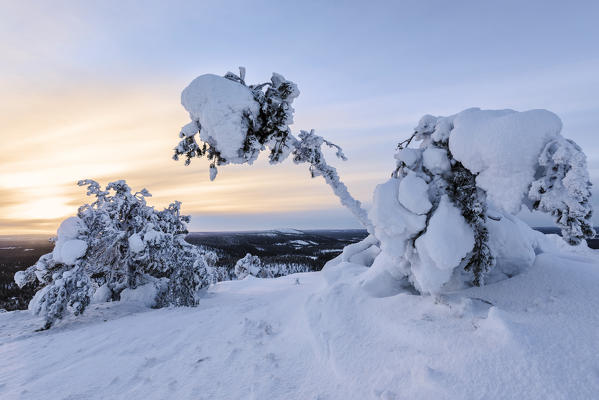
left=173, top=68, right=373, bottom=231
left=291, top=130, right=373, bottom=232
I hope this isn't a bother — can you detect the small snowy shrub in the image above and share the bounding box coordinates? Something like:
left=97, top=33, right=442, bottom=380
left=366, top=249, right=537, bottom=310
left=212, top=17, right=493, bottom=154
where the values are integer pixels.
left=15, top=180, right=220, bottom=328
left=362, top=108, right=595, bottom=294
left=174, top=68, right=372, bottom=230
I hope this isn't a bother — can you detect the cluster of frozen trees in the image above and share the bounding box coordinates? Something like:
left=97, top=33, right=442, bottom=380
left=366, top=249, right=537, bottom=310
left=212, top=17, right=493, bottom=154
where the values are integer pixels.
left=16, top=68, right=596, bottom=328
left=15, top=180, right=225, bottom=329
left=234, top=253, right=310, bottom=280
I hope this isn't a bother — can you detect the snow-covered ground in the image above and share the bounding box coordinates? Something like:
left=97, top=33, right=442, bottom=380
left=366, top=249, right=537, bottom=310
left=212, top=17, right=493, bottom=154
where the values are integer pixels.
left=1, top=246, right=598, bottom=399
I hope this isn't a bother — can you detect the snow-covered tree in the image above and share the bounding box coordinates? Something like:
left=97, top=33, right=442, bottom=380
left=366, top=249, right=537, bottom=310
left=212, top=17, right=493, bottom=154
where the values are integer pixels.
left=234, top=253, right=268, bottom=279
left=171, top=70, right=594, bottom=295
left=264, top=262, right=311, bottom=277
left=15, top=180, right=221, bottom=329
left=234, top=253, right=311, bottom=280
left=528, top=137, right=594, bottom=245
left=352, top=108, right=596, bottom=294
left=173, top=68, right=373, bottom=231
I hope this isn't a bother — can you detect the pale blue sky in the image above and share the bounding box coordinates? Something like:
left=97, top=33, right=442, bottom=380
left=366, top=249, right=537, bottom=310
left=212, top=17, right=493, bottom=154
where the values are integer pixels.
left=1, top=0, right=598, bottom=232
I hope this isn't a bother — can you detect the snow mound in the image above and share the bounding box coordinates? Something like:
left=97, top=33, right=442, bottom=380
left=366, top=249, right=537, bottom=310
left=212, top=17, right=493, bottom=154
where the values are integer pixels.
left=181, top=74, right=259, bottom=163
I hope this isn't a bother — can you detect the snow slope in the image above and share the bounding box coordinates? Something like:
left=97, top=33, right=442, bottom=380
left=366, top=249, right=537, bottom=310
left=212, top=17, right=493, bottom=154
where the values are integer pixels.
left=1, top=249, right=599, bottom=399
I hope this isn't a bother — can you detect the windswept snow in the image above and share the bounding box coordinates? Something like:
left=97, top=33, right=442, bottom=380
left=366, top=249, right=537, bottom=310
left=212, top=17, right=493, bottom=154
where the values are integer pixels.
left=2, top=247, right=598, bottom=399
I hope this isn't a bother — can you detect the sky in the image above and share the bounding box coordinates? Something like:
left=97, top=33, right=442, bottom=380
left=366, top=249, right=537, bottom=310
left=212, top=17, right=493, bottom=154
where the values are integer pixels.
left=1, top=0, right=598, bottom=234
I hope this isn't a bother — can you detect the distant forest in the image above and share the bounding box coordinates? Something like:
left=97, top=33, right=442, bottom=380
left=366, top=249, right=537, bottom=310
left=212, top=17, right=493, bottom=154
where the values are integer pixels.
left=2, top=228, right=597, bottom=312
left=1, top=230, right=367, bottom=311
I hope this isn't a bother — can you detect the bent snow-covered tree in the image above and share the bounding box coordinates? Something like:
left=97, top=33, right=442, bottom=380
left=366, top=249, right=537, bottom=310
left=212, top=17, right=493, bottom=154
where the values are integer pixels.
left=171, top=70, right=594, bottom=295
left=15, top=180, right=222, bottom=329
left=345, top=108, right=594, bottom=295
left=173, top=68, right=372, bottom=231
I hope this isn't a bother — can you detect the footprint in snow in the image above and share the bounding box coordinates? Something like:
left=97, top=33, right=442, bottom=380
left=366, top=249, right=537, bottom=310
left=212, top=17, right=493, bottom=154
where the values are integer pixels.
left=374, top=389, right=398, bottom=400
left=243, top=318, right=277, bottom=339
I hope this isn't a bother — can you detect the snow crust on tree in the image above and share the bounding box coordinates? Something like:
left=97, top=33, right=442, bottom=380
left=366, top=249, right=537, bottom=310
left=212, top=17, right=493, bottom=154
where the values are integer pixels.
left=181, top=74, right=260, bottom=163
left=51, top=217, right=88, bottom=266
left=354, top=107, right=594, bottom=295
left=397, top=171, right=432, bottom=215
left=412, top=196, right=475, bottom=293
left=120, top=281, right=167, bottom=308
left=15, top=180, right=222, bottom=328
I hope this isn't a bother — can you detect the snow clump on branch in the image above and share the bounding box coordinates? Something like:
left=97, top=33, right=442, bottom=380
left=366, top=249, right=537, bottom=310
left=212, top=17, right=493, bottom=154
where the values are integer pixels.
left=174, top=68, right=373, bottom=231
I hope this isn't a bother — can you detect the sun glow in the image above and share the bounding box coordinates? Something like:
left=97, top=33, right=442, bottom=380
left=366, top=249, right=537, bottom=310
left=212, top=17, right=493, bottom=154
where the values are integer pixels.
left=0, top=83, right=363, bottom=234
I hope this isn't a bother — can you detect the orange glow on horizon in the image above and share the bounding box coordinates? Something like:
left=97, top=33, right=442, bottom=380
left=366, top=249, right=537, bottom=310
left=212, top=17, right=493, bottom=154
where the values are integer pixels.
left=0, top=83, right=378, bottom=234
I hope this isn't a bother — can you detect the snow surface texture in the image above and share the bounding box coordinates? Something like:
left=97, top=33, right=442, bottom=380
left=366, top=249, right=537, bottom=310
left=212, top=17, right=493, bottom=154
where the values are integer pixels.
left=366, top=107, right=594, bottom=294
left=2, top=247, right=598, bottom=399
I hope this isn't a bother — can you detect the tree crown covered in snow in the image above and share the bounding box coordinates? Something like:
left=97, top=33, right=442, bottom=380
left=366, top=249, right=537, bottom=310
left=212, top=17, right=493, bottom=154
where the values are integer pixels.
left=173, top=68, right=373, bottom=230
left=173, top=68, right=299, bottom=176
